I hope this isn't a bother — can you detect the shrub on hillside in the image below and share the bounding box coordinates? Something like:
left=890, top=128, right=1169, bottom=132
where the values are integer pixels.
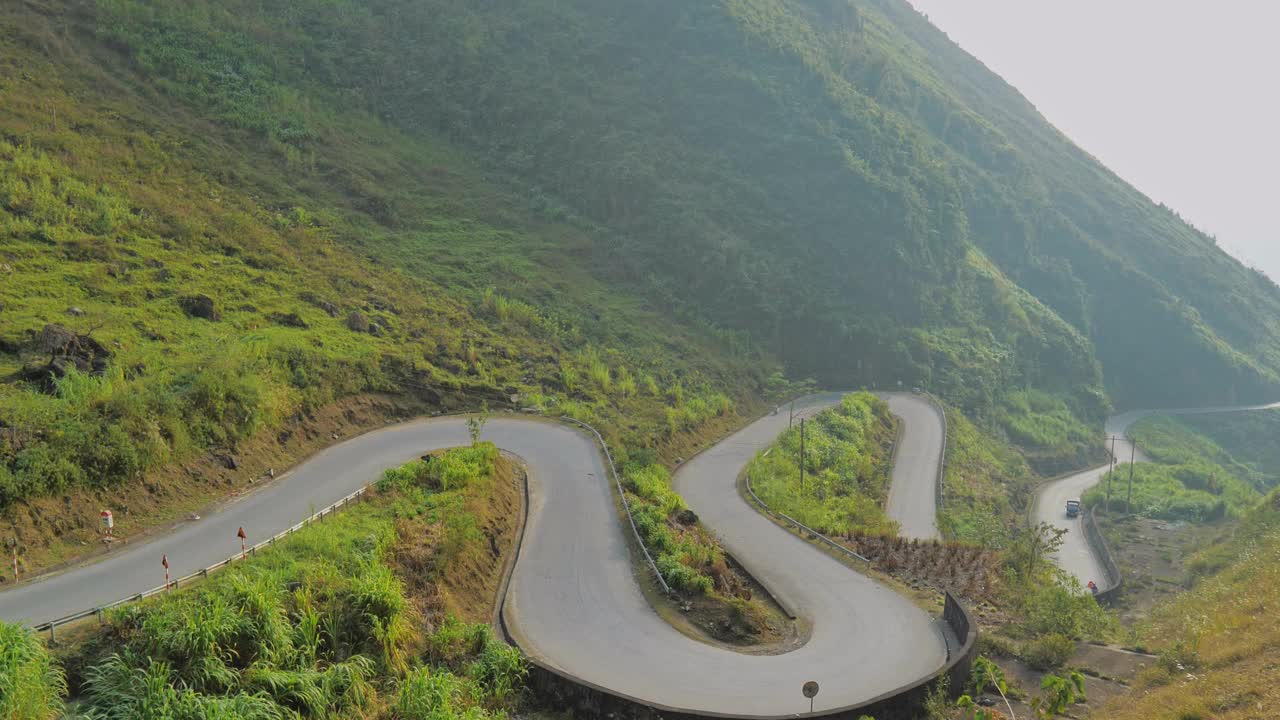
left=1021, top=633, right=1075, bottom=671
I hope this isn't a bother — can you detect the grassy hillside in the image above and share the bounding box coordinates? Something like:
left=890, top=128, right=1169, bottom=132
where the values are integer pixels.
left=0, top=0, right=775, bottom=557
left=1170, top=410, right=1280, bottom=489
left=1099, top=490, right=1280, bottom=719
left=745, top=392, right=899, bottom=535
left=160, top=0, right=1280, bottom=416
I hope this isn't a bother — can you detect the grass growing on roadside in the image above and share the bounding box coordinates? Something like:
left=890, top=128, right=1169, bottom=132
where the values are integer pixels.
left=31, top=443, right=527, bottom=718
left=939, top=409, right=1038, bottom=547
left=1097, top=491, right=1280, bottom=719
left=623, top=462, right=721, bottom=595
left=0, top=623, right=66, bottom=720
left=744, top=393, right=898, bottom=536
left=1086, top=414, right=1272, bottom=522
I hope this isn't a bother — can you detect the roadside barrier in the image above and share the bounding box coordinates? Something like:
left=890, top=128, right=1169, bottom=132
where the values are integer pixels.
left=745, top=469, right=871, bottom=565
left=1081, top=507, right=1124, bottom=602
left=32, top=486, right=369, bottom=642
left=560, top=416, right=671, bottom=595
left=921, top=392, right=949, bottom=515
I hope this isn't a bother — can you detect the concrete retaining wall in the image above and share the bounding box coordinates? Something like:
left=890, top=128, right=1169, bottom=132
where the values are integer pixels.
left=1081, top=507, right=1123, bottom=603
left=517, top=592, right=978, bottom=720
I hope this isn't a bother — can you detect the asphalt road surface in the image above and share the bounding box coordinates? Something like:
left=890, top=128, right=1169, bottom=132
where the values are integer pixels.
left=1035, top=401, right=1280, bottom=590
left=881, top=394, right=944, bottom=540
left=1, top=403, right=948, bottom=715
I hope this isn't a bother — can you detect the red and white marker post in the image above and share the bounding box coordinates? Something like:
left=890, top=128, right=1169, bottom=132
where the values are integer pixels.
left=100, top=509, right=114, bottom=543
left=237, top=526, right=247, bottom=560
left=162, top=553, right=171, bottom=590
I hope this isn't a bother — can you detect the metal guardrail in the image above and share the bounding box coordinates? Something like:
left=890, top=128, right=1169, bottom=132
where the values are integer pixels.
left=32, top=486, right=370, bottom=641
left=921, top=392, right=948, bottom=515
left=745, top=469, right=871, bottom=565
left=560, top=416, right=671, bottom=595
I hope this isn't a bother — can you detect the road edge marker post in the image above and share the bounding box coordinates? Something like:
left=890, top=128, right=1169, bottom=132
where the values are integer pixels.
left=237, top=526, right=247, bottom=560
left=162, top=553, right=170, bottom=590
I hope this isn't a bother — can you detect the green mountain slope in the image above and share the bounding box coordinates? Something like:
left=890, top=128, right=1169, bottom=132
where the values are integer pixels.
left=0, top=1, right=768, bottom=529
left=4, top=0, right=1278, bottom=518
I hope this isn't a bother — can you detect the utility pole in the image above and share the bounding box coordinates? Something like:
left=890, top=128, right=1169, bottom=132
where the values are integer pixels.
left=799, top=417, right=806, bottom=491
left=1106, top=435, right=1115, bottom=513
left=1127, top=441, right=1137, bottom=515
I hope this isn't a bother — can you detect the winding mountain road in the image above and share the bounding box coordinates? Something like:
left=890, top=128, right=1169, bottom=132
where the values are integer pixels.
left=1035, top=401, right=1280, bottom=590
left=1, top=398, right=950, bottom=716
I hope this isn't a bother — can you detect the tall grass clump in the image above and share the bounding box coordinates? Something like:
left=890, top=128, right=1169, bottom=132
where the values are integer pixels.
left=0, top=621, right=66, bottom=720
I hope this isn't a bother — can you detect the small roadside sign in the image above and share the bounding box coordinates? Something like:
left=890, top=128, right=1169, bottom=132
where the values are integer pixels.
left=802, top=680, right=819, bottom=713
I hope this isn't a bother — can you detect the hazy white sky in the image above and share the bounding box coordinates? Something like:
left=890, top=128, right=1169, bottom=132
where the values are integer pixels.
left=906, top=1, right=1280, bottom=279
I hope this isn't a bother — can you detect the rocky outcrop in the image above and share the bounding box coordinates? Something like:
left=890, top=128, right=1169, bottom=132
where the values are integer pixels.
left=179, top=294, right=221, bottom=321
left=19, top=324, right=111, bottom=392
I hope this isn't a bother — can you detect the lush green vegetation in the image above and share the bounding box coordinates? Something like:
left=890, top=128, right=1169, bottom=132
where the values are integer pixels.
left=745, top=393, right=898, bottom=536
left=1175, top=409, right=1280, bottom=487
left=1099, top=490, right=1280, bottom=719
left=994, top=390, right=1102, bottom=474
left=1134, top=412, right=1280, bottom=493
left=622, top=461, right=723, bottom=596
left=0, top=1, right=776, bottom=530
left=986, top=522, right=1118, bottom=668
left=1085, top=463, right=1246, bottom=522
left=0, top=623, right=65, bottom=720
left=939, top=409, right=1038, bottom=547
left=1, top=445, right=528, bottom=718
left=1086, top=413, right=1279, bottom=521
left=89, top=0, right=1280, bottom=420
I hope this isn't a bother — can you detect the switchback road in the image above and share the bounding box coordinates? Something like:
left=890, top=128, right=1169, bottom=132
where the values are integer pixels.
left=1035, top=402, right=1280, bottom=590
left=2, top=399, right=950, bottom=716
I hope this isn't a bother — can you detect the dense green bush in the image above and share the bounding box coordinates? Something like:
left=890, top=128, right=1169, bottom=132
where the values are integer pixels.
left=53, top=450, right=527, bottom=718
left=1021, top=633, right=1075, bottom=671
left=746, top=393, right=898, bottom=536
left=1084, top=463, right=1243, bottom=522
left=623, top=462, right=720, bottom=595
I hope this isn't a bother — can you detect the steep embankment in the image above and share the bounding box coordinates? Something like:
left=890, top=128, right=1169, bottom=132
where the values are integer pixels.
left=1098, top=489, right=1280, bottom=719
left=0, top=1, right=769, bottom=571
